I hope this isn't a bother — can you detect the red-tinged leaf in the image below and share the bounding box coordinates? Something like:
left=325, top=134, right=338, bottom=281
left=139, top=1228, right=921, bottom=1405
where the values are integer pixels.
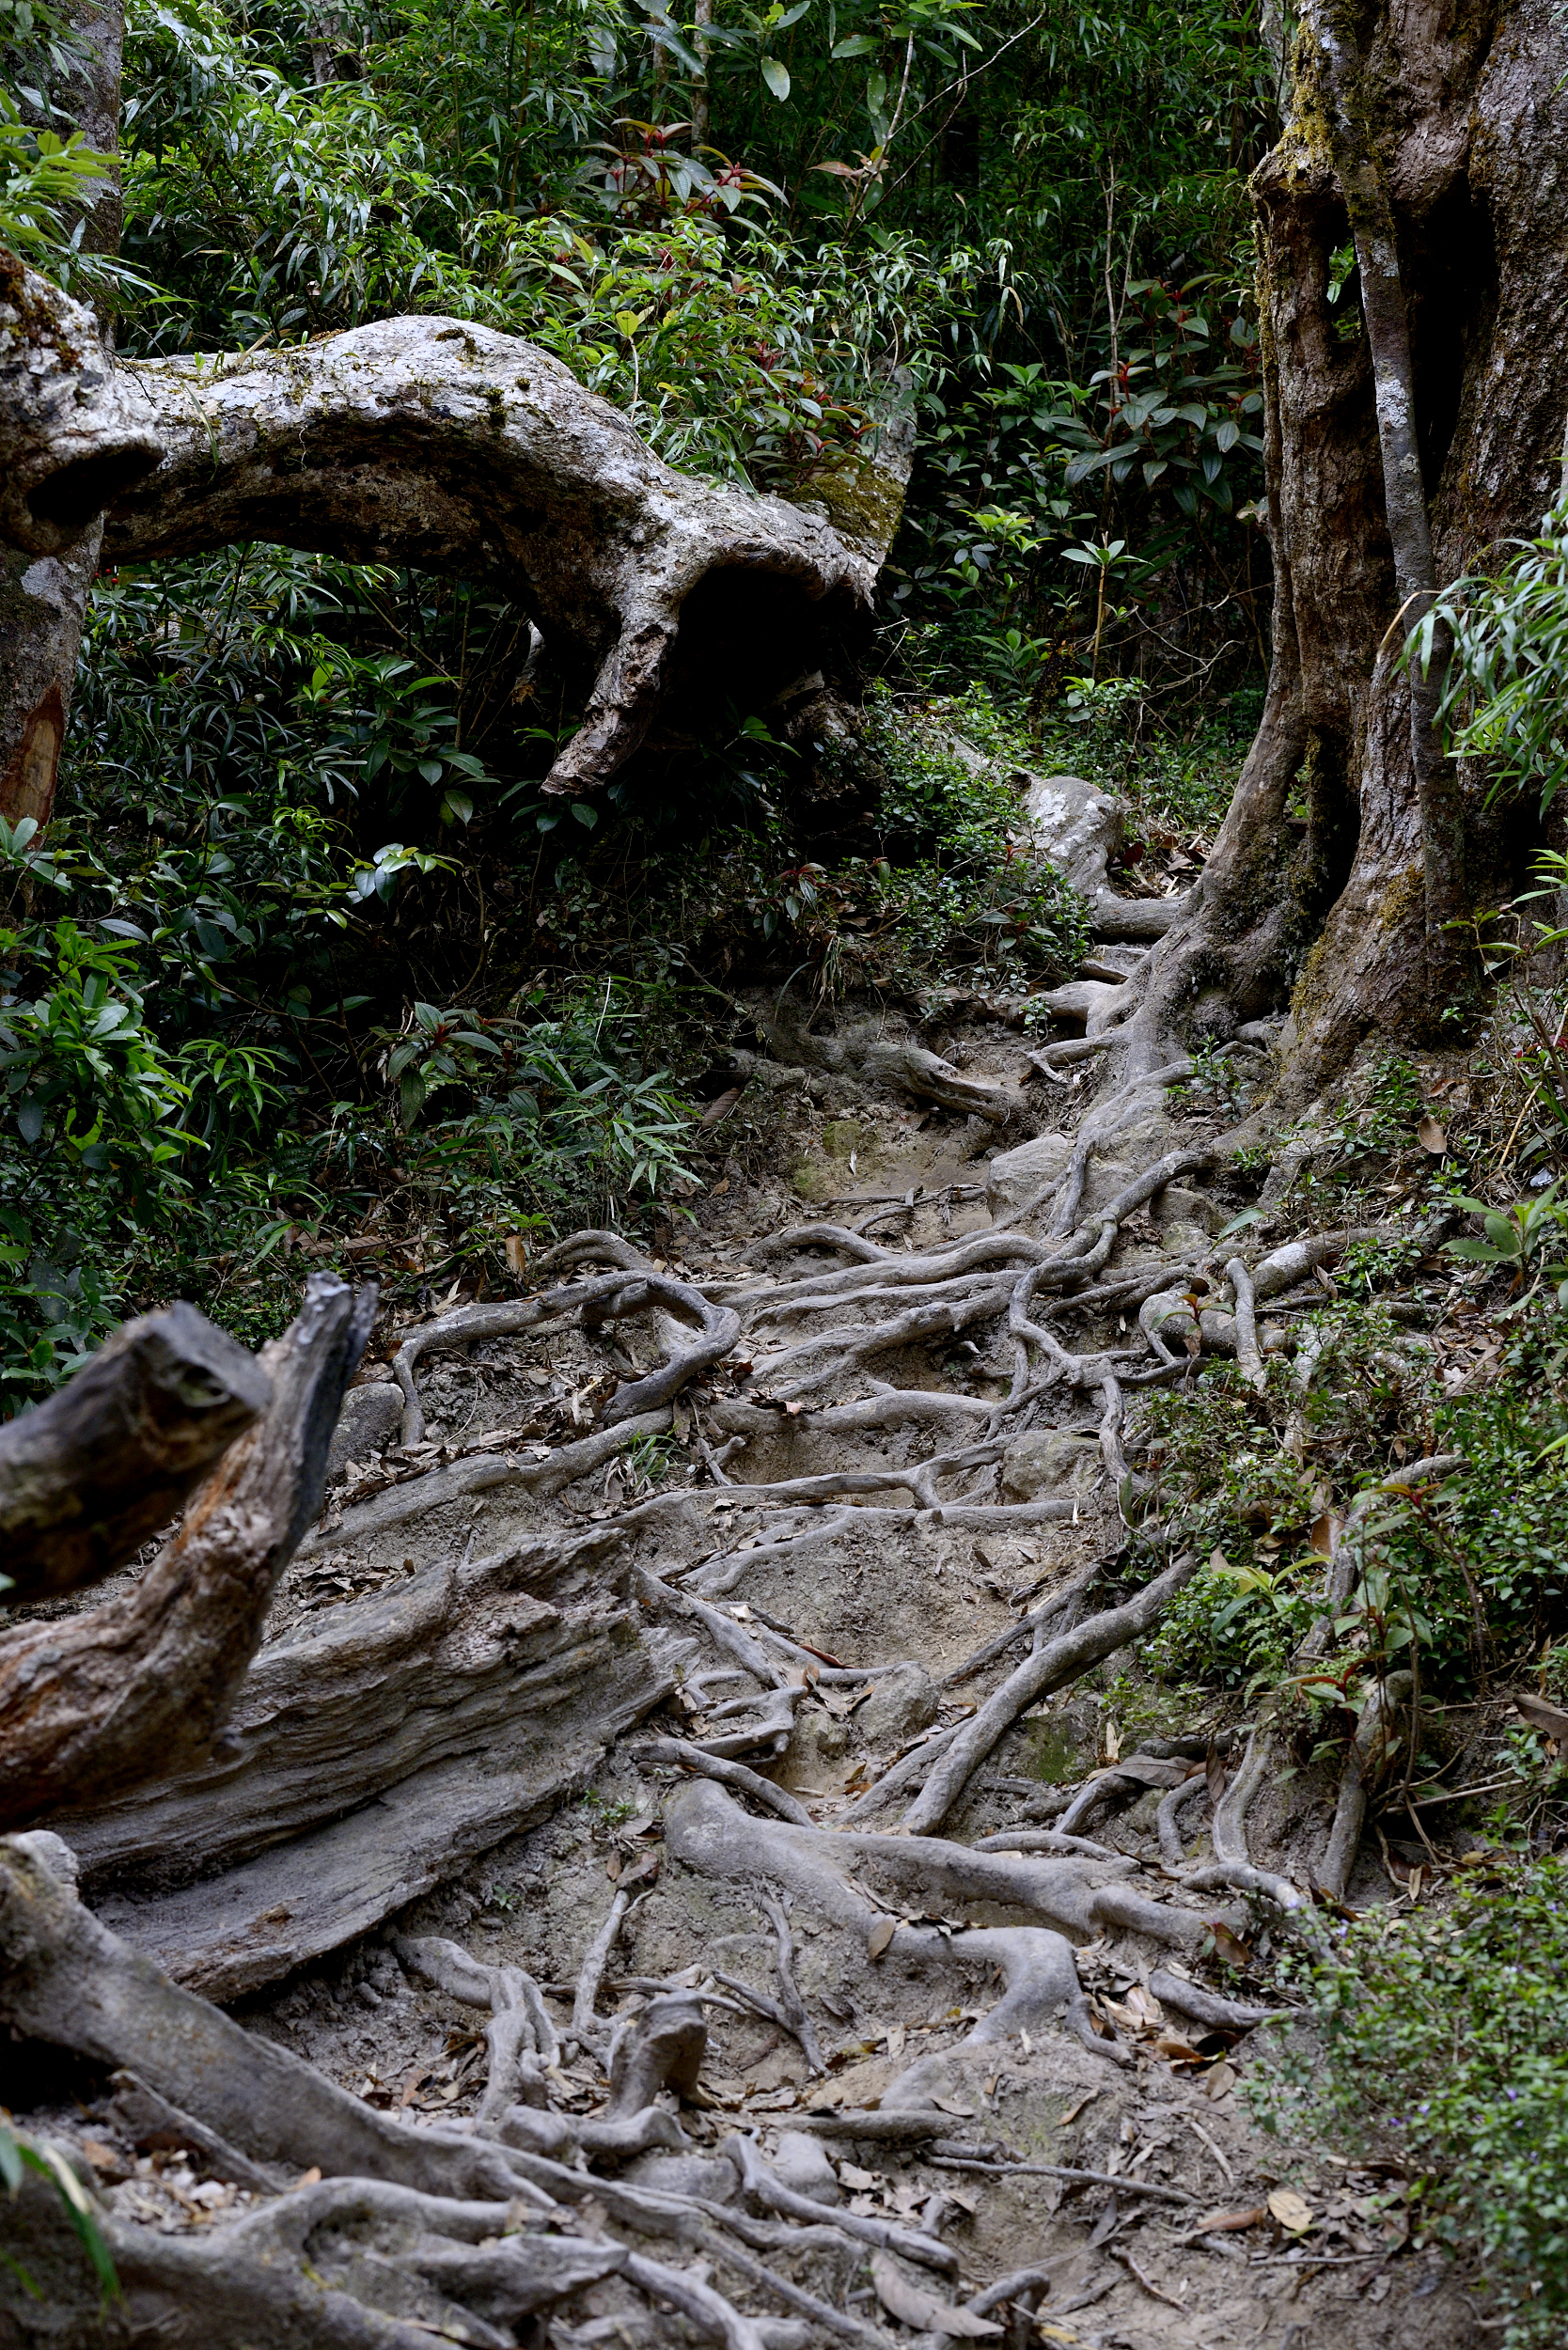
left=1195, top=2204, right=1267, bottom=2233
left=1207, top=1919, right=1252, bottom=1968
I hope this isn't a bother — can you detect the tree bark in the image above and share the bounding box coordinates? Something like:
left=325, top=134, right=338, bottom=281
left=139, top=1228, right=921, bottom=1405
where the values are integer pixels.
left=1, top=274, right=912, bottom=806
left=0, top=0, right=133, bottom=828
left=48, top=1537, right=684, bottom=2000
left=1124, top=0, right=1568, bottom=1090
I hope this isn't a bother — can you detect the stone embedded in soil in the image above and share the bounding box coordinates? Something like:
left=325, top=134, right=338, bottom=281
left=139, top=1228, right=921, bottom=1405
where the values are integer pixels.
left=770, top=2130, right=844, bottom=2203
left=855, top=1661, right=940, bottom=1747
left=1001, top=1431, right=1101, bottom=1499
left=986, top=1133, right=1137, bottom=1220
left=1018, top=769, right=1125, bottom=898
left=324, top=1382, right=403, bottom=1485
left=1153, top=1183, right=1224, bottom=1236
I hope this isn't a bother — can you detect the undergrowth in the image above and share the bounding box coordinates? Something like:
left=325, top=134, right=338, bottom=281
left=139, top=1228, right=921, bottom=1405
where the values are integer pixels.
left=1125, top=1052, right=1568, bottom=2335
left=1251, top=1863, right=1568, bottom=2345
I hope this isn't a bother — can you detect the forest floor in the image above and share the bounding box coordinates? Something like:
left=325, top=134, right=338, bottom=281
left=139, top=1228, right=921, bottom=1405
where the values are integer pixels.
left=8, top=907, right=1522, bottom=2349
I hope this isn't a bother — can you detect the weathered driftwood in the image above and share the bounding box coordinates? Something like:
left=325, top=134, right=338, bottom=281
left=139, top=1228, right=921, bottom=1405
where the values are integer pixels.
left=53, top=1537, right=690, bottom=1998
left=1, top=253, right=912, bottom=807
left=0, top=1273, right=371, bottom=1829
left=0, top=1300, right=272, bottom=1602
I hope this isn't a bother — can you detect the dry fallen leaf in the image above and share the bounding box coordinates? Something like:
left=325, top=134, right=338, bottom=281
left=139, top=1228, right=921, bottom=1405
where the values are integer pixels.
left=1207, top=1919, right=1252, bottom=1968
left=1204, top=2059, right=1237, bottom=2100
left=839, top=2162, right=881, bottom=2191
left=292, top=2166, right=322, bottom=2188
left=1152, top=2032, right=1204, bottom=2064
left=870, top=2253, right=1003, bottom=2338
left=1058, top=2088, right=1102, bottom=2127
left=930, top=2093, right=977, bottom=2118
left=1309, top=1508, right=1344, bottom=1557
left=867, top=1915, right=897, bottom=1960
left=1514, top=1690, right=1568, bottom=1741
left=1417, top=1114, right=1447, bottom=1153
left=1267, top=2186, right=1315, bottom=2233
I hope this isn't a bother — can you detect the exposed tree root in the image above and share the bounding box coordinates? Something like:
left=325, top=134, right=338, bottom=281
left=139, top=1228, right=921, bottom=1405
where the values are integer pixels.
left=900, top=1552, right=1200, bottom=1833
left=1318, top=1671, right=1413, bottom=1902
left=4, top=1048, right=1381, bottom=2343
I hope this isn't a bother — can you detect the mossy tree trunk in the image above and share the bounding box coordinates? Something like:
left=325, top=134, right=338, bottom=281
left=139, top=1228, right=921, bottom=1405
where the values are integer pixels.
left=1127, top=0, right=1568, bottom=1094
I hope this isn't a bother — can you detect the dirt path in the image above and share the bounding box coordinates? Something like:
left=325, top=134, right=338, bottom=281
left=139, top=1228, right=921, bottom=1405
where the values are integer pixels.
left=1, top=1002, right=1485, bottom=2350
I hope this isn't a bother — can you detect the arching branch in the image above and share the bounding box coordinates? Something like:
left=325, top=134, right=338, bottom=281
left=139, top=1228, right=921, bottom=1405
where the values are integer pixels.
left=1, top=265, right=914, bottom=805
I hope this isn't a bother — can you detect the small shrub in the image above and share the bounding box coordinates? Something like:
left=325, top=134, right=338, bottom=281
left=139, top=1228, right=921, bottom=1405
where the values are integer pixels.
left=1249, top=1863, right=1568, bottom=2343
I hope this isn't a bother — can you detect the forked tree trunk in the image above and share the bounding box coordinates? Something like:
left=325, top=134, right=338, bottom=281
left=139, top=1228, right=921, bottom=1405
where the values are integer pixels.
left=1126, top=0, right=1568, bottom=1092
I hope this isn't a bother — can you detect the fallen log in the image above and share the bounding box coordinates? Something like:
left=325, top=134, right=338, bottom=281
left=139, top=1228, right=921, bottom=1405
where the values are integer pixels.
left=3, top=251, right=914, bottom=806
left=53, top=1537, right=690, bottom=1998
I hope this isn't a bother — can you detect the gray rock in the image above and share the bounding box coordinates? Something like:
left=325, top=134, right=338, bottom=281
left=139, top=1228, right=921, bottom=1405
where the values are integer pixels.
left=855, top=1662, right=939, bottom=1748
left=1157, top=1221, right=1215, bottom=1264
left=325, top=1381, right=404, bottom=1484
left=1152, top=1183, right=1223, bottom=1236
left=1001, top=1432, right=1100, bottom=1499
left=1020, top=771, right=1125, bottom=898
left=769, top=2132, right=843, bottom=2204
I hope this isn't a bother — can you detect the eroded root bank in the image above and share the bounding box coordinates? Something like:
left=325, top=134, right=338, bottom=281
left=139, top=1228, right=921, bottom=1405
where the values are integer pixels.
left=0, top=1020, right=1474, bottom=2348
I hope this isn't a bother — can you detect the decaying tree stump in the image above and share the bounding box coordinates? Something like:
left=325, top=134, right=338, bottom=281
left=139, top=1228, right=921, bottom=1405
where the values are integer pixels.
left=0, top=1301, right=271, bottom=1604
left=0, top=1274, right=372, bottom=1827
left=54, top=1536, right=686, bottom=2000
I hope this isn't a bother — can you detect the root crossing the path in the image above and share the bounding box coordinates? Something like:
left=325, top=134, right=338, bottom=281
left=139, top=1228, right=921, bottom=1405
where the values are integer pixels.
left=1, top=1007, right=1464, bottom=2350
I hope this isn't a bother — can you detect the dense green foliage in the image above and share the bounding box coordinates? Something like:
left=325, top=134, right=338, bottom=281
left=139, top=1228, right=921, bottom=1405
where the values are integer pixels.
left=0, top=0, right=1272, bottom=1395
left=1418, top=491, right=1568, bottom=818
left=1252, top=1863, right=1568, bottom=2343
